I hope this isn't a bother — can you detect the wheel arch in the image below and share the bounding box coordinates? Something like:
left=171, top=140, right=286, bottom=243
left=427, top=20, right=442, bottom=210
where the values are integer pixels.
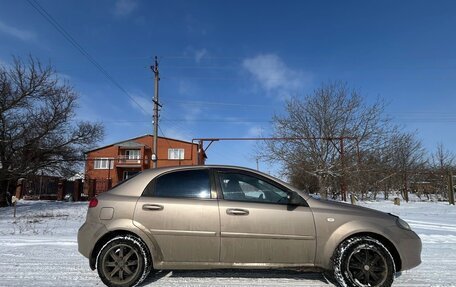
left=323, top=231, right=402, bottom=273
left=342, top=232, right=402, bottom=272
left=316, top=221, right=402, bottom=272
left=89, top=229, right=154, bottom=270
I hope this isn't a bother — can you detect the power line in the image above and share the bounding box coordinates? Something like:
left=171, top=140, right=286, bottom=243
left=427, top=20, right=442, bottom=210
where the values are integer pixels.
left=162, top=65, right=238, bottom=70
left=163, top=119, right=271, bottom=123
left=96, top=117, right=456, bottom=124
left=96, top=119, right=271, bottom=123
left=26, top=0, right=148, bottom=115
left=162, top=99, right=273, bottom=108
left=162, top=76, right=242, bottom=81
left=160, top=115, right=193, bottom=133
left=160, top=55, right=243, bottom=60
left=158, top=126, right=174, bottom=150
left=158, top=118, right=224, bottom=163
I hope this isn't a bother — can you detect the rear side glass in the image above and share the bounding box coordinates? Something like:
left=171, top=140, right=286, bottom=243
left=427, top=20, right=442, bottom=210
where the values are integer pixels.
left=145, top=169, right=211, bottom=199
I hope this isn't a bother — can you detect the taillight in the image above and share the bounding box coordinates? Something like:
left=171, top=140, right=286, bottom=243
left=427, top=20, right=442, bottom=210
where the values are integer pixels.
left=89, top=197, right=98, bottom=208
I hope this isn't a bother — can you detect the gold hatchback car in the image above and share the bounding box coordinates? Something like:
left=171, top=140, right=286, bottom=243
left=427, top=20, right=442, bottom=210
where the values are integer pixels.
left=78, top=165, right=421, bottom=287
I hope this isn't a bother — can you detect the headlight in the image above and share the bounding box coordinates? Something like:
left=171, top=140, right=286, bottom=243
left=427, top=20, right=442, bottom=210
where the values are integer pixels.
left=396, top=217, right=411, bottom=230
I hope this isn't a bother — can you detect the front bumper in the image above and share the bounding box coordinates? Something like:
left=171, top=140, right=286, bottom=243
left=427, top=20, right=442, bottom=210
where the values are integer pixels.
left=394, top=229, right=422, bottom=271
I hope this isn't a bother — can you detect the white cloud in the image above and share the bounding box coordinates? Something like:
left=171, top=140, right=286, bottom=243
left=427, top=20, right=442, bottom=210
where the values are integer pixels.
left=183, top=47, right=209, bottom=63
left=53, top=72, right=71, bottom=83
left=0, top=58, right=9, bottom=69
left=0, top=21, right=36, bottom=41
left=194, top=48, right=208, bottom=63
left=242, top=54, right=311, bottom=99
left=177, top=79, right=197, bottom=96
left=185, top=14, right=208, bottom=37
left=246, top=126, right=264, bottom=137
left=183, top=105, right=202, bottom=121
left=161, top=127, right=192, bottom=142
left=113, top=0, right=138, bottom=16
left=162, top=102, right=202, bottom=122
left=129, top=94, right=152, bottom=116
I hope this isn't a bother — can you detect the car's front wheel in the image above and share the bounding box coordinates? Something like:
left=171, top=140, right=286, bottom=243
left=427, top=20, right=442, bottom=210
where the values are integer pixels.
left=331, top=236, right=395, bottom=287
left=96, top=235, right=151, bottom=287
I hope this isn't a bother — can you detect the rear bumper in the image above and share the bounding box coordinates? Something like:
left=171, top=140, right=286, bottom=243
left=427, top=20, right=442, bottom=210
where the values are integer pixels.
left=77, top=221, right=107, bottom=259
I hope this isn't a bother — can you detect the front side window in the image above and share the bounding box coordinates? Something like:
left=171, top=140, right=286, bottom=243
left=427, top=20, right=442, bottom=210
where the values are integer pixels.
left=218, top=172, right=291, bottom=204
left=168, top=148, right=184, bottom=160
left=150, top=169, right=210, bottom=199
left=94, top=158, right=114, bottom=169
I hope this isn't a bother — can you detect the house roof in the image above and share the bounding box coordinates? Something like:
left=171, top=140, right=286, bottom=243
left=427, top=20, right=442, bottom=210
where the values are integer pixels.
left=115, top=140, right=149, bottom=149
left=85, top=134, right=197, bottom=153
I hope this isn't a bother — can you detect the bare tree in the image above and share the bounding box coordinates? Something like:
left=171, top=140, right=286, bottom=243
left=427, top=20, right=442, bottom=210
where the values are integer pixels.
left=388, top=132, right=427, bottom=202
left=432, top=143, right=455, bottom=171
left=431, top=143, right=455, bottom=198
left=262, top=82, right=392, bottom=199
left=0, top=56, right=104, bottom=206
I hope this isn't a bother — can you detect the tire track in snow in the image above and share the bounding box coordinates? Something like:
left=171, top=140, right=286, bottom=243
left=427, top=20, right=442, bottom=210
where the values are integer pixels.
left=0, top=237, right=331, bottom=287
left=407, top=219, right=456, bottom=231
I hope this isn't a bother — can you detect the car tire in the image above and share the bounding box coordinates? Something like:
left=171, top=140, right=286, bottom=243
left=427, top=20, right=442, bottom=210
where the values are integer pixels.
left=331, top=236, right=395, bottom=287
left=96, top=235, right=152, bottom=287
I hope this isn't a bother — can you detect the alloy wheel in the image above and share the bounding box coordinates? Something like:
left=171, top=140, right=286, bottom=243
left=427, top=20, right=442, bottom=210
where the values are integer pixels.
left=346, top=246, right=388, bottom=287
left=102, top=243, right=141, bottom=285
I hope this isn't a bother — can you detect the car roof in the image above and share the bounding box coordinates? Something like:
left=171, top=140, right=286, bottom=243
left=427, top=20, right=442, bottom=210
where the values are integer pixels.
left=141, top=164, right=259, bottom=175
left=141, top=165, right=293, bottom=187
left=106, top=164, right=306, bottom=199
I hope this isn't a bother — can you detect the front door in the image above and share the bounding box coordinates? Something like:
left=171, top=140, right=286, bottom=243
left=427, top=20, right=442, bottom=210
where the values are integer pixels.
left=134, top=168, right=220, bottom=263
left=216, top=170, right=316, bottom=265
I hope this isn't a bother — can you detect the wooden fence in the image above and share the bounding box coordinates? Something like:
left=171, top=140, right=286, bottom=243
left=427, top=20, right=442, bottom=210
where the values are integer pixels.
left=15, top=176, right=85, bottom=201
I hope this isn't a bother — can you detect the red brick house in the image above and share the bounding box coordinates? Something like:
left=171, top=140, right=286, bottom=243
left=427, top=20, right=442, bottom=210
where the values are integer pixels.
left=84, top=134, right=204, bottom=195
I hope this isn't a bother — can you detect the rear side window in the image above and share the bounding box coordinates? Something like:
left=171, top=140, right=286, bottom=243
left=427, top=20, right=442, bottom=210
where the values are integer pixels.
left=145, top=169, right=211, bottom=199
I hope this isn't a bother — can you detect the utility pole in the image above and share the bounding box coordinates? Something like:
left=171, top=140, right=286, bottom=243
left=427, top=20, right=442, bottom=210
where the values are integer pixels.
left=339, top=137, right=347, bottom=202
left=449, top=171, right=455, bottom=205
left=151, top=56, right=160, bottom=168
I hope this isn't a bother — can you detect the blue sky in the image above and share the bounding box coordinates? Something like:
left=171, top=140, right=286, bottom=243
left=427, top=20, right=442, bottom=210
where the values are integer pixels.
left=1, top=0, right=455, bottom=174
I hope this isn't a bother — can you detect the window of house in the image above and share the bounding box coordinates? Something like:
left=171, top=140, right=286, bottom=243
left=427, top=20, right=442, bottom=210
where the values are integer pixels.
left=168, top=148, right=184, bottom=160
left=146, top=169, right=210, bottom=199
left=94, top=158, right=114, bottom=169
left=123, top=170, right=140, bottom=180
left=125, top=149, right=140, bottom=160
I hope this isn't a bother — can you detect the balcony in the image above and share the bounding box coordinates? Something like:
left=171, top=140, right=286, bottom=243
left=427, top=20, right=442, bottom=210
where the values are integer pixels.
left=117, top=155, right=141, bottom=167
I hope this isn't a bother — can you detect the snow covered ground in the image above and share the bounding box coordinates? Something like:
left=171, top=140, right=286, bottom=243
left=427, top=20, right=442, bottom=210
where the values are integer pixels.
left=0, top=199, right=455, bottom=286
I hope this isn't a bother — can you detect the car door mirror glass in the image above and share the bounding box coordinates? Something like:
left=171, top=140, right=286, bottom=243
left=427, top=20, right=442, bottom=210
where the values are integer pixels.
left=288, top=192, right=304, bottom=206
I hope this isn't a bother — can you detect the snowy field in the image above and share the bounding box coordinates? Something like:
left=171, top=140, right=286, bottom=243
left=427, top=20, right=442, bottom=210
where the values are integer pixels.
left=0, top=199, right=455, bottom=286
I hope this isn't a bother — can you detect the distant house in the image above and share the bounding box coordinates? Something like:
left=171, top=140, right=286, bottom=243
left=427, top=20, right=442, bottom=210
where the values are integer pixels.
left=84, top=134, right=204, bottom=195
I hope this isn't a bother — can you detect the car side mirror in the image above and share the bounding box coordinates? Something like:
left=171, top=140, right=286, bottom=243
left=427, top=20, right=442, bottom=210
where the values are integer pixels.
left=287, top=192, right=303, bottom=206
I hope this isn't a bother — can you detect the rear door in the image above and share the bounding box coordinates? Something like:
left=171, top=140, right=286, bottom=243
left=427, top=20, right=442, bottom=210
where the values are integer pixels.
left=216, top=169, right=316, bottom=265
left=134, top=168, right=220, bottom=263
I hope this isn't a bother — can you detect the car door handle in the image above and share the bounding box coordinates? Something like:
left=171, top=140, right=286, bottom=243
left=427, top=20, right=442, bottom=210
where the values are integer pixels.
left=142, top=204, right=164, bottom=211
left=226, top=208, right=249, bottom=216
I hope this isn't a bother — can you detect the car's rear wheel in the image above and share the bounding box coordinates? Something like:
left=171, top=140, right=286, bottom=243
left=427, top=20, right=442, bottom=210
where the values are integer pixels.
left=331, top=236, right=395, bottom=287
left=96, top=235, right=151, bottom=287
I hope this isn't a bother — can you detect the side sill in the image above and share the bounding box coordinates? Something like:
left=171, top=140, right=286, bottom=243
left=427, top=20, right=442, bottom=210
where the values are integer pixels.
left=155, top=261, right=317, bottom=270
